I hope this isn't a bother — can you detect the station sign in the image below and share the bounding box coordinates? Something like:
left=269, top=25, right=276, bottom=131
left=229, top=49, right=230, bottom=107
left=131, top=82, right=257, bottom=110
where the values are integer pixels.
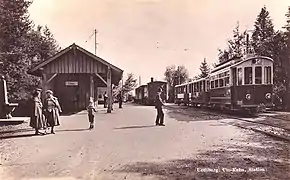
left=65, top=81, right=78, bottom=86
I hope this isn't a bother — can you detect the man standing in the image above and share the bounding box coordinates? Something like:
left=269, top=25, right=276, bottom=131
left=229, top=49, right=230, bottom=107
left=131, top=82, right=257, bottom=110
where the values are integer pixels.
left=155, top=88, right=165, bottom=126
left=103, top=91, right=108, bottom=108
left=118, top=91, right=123, bottom=108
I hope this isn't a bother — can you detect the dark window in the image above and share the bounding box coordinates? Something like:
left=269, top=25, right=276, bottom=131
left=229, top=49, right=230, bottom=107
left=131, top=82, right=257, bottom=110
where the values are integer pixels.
left=255, top=66, right=262, bottom=84
left=264, top=66, right=272, bottom=84
left=237, top=68, right=242, bottom=85
left=225, top=77, right=230, bottom=86
left=211, top=81, right=214, bottom=89
left=244, top=67, right=252, bottom=85
left=219, top=79, right=224, bottom=87
left=215, top=80, right=219, bottom=88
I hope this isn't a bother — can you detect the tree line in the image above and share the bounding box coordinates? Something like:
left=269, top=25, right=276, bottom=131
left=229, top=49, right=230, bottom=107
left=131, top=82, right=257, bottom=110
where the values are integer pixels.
left=164, top=6, right=290, bottom=110
left=0, top=0, right=60, bottom=101
left=0, top=0, right=138, bottom=102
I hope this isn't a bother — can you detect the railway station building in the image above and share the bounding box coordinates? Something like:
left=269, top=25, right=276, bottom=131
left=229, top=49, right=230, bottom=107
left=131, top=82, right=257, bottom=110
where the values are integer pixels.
left=28, top=43, right=123, bottom=113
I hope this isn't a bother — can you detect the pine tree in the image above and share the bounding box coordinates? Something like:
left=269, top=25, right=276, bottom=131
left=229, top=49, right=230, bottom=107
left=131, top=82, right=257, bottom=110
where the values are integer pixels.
left=251, top=6, right=275, bottom=57
left=199, top=58, right=210, bottom=78
left=227, top=22, right=247, bottom=58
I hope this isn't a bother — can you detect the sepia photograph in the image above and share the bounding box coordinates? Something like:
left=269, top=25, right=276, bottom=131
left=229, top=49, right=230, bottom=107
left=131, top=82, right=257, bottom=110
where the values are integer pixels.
left=0, top=0, right=290, bottom=179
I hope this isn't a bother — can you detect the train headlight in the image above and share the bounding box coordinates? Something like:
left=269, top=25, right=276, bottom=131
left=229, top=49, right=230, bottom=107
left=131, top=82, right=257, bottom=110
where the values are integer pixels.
left=265, top=93, right=271, bottom=99
left=245, top=94, right=251, bottom=100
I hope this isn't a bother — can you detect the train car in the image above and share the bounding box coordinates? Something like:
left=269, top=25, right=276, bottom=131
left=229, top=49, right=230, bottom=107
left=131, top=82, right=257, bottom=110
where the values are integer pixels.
left=190, top=77, right=209, bottom=107
left=208, top=55, right=274, bottom=113
left=135, top=78, right=167, bottom=106
left=174, top=54, right=274, bottom=113
left=174, top=83, right=188, bottom=105
left=147, top=80, right=167, bottom=105
left=135, top=85, right=147, bottom=104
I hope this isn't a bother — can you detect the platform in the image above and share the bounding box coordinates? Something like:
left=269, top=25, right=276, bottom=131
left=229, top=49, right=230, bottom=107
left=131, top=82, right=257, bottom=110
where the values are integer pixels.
left=0, top=117, right=29, bottom=124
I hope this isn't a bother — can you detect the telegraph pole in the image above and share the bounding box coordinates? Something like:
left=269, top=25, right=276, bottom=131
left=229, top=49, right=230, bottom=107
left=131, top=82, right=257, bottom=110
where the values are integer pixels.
left=85, top=29, right=98, bottom=55
left=94, top=29, right=97, bottom=55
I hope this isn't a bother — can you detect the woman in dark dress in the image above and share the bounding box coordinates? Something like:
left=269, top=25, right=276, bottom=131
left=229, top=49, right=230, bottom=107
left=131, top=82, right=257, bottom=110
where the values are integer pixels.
left=30, top=90, right=46, bottom=135
left=44, top=90, right=62, bottom=134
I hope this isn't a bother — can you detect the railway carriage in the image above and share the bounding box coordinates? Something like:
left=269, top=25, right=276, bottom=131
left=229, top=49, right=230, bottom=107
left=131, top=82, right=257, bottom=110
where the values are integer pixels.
left=174, top=54, right=274, bottom=113
left=190, top=77, right=209, bottom=107
left=175, top=83, right=188, bottom=105
left=135, top=78, right=167, bottom=106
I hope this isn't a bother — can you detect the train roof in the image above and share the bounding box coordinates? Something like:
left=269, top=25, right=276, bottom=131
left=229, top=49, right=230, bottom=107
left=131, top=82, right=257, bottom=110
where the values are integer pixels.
left=210, top=54, right=274, bottom=75
left=148, top=80, right=167, bottom=84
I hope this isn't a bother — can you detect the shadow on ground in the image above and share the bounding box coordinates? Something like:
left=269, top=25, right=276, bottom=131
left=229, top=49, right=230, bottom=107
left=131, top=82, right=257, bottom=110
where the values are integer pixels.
left=57, top=128, right=89, bottom=132
left=0, top=133, right=38, bottom=140
left=113, top=131, right=290, bottom=180
left=114, top=125, right=156, bottom=130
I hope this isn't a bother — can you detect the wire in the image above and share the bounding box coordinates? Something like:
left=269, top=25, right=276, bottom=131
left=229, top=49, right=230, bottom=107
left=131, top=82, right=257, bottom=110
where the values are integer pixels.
left=85, top=31, right=95, bottom=43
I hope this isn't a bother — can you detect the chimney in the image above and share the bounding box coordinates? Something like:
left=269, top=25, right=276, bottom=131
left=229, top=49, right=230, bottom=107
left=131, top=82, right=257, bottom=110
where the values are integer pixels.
left=151, top=77, right=154, bottom=82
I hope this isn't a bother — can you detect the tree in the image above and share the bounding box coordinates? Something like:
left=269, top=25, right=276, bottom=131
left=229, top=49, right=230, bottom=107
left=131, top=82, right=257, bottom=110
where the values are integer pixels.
left=283, top=6, right=290, bottom=110
left=0, top=0, right=60, bottom=100
left=217, top=22, right=248, bottom=64
left=164, top=65, right=189, bottom=102
left=199, top=58, right=210, bottom=78
left=251, top=6, right=275, bottom=57
left=113, top=73, right=138, bottom=98
left=227, top=22, right=247, bottom=57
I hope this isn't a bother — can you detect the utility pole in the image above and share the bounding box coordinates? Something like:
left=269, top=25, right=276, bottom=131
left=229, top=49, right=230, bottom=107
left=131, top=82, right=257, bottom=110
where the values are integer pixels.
left=94, top=29, right=97, bottom=55
left=85, top=29, right=98, bottom=55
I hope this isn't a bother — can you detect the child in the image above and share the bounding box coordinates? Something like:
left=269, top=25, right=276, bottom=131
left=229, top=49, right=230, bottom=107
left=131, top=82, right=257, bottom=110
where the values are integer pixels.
left=87, top=98, right=97, bottom=129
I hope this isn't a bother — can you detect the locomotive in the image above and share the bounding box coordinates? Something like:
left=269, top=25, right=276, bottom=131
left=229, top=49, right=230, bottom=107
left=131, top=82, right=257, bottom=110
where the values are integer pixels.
left=135, top=78, right=168, bottom=105
left=175, top=55, right=274, bottom=113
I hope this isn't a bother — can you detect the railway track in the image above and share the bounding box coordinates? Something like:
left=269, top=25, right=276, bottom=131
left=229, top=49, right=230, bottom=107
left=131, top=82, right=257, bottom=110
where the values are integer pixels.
left=165, top=104, right=290, bottom=141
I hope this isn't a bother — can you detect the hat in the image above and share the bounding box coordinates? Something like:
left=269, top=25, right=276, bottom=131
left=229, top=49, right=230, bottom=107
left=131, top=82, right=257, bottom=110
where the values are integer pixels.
left=35, top=88, right=42, bottom=92
left=46, top=90, right=53, bottom=94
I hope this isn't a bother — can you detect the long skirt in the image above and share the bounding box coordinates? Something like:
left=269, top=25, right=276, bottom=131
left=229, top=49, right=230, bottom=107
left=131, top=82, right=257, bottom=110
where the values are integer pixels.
left=46, top=109, right=60, bottom=127
left=30, top=114, right=46, bottom=130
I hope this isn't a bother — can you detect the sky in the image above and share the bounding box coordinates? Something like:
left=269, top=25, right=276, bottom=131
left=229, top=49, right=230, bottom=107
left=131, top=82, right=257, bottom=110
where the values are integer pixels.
left=28, top=0, right=289, bottom=85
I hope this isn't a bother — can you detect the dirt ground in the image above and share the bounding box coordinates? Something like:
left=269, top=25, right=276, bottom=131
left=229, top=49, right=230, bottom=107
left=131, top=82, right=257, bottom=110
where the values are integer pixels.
left=0, top=103, right=289, bottom=180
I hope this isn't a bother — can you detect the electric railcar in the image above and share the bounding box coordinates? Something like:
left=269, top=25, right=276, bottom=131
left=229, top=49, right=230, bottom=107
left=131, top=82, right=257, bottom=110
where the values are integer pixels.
left=174, top=55, right=274, bottom=113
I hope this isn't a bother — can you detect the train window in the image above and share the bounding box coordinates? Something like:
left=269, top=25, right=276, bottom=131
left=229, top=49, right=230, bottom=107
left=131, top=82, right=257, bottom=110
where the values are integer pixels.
left=219, top=79, right=224, bottom=87
left=211, top=81, right=214, bottom=89
left=244, top=67, right=253, bottom=85
left=255, top=66, right=262, bottom=84
left=264, top=66, right=272, bottom=84
left=215, top=79, right=219, bottom=88
left=237, top=68, right=242, bottom=85
left=207, top=81, right=210, bottom=91
left=225, top=77, right=230, bottom=86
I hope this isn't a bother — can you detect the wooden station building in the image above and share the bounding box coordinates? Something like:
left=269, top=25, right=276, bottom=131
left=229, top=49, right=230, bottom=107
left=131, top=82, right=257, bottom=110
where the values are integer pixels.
left=28, top=43, right=123, bottom=113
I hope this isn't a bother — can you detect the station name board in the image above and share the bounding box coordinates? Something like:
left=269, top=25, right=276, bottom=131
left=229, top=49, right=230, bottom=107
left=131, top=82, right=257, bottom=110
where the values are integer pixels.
left=65, top=81, right=78, bottom=86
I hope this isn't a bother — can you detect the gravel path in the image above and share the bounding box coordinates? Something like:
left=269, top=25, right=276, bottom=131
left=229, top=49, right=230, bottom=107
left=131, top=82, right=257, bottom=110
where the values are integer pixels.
left=0, top=103, right=289, bottom=180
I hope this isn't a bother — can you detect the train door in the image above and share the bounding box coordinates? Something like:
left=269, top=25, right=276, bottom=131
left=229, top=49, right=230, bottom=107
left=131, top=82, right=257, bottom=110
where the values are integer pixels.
left=231, top=67, right=237, bottom=108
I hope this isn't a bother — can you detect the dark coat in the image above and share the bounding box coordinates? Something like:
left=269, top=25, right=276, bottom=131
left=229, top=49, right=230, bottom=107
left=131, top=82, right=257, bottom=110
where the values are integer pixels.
left=44, top=96, right=62, bottom=127
left=155, top=93, right=164, bottom=108
left=30, top=97, right=46, bottom=129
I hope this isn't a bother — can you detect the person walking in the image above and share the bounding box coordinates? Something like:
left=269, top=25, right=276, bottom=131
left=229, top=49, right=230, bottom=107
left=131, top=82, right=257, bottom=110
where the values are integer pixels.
left=155, top=88, right=165, bottom=126
left=44, top=90, right=62, bottom=134
left=30, top=89, right=46, bottom=135
left=103, top=92, right=108, bottom=108
left=87, top=97, right=97, bottom=129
